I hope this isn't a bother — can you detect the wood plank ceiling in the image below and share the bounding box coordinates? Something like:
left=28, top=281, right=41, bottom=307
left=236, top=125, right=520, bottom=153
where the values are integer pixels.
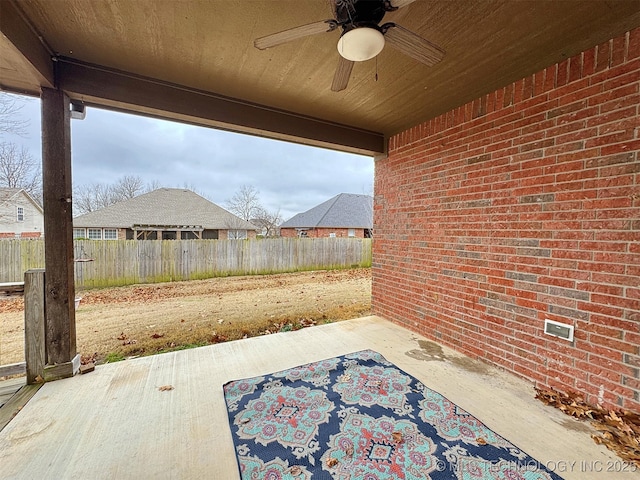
left=2, top=0, right=640, bottom=155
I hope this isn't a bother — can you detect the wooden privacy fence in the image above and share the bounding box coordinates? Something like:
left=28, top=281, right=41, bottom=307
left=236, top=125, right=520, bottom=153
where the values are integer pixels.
left=0, top=240, right=45, bottom=283
left=0, top=238, right=372, bottom=288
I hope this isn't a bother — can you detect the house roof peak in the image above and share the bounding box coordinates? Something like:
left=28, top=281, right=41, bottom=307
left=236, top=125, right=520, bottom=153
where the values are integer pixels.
left=281, top=192, right=373, bottom=229
left=74, top=188, right=256, bottom=230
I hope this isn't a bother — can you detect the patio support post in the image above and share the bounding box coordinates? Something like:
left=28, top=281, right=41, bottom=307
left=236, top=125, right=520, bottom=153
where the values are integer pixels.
left=41, top=87, right=79, bottom=380
left=24, top=269, right=46, bottom=384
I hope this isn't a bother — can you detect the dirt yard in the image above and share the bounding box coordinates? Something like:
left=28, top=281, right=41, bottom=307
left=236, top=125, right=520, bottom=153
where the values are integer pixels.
left=0, top=269, right=371, bottom=366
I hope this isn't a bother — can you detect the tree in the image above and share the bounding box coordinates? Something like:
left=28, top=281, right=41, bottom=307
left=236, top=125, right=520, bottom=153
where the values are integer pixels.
left=226, top=185, right=282, bottom=237
left=147, top=179, right=162, bottom=192
left=112, top=175, right=145, bottom=200
left=0, top=142, right=42, bottom=203
left=73, top=175, right=149, bottom=215
left=0, top=93, right=41, bottom=204
left=0, top=94, right=28, bottom=137
left=73, top=183, right=114, bottom=214
left=252, top=207, right=282, bottom=237
left=0, top=144, right=41, bottom=227
left=226, top=185, right=262, bottom=221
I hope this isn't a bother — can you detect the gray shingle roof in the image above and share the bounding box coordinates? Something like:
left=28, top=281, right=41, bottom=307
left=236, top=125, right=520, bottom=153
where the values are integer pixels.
left=281, top=193, right=373, bottom=229
left=73, top=188, right=257, bottom=230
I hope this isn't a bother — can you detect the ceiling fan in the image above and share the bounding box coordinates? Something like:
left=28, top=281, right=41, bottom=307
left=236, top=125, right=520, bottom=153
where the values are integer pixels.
left=254, top=0, right=445, bottom=92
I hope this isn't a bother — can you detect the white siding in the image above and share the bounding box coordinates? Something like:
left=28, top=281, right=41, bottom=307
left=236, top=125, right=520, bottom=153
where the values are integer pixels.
left=0, top=192, right=44, bottom=236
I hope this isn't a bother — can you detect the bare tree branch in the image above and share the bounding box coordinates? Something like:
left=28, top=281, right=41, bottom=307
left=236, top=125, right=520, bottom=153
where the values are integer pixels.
left=0, top=93, right=29, bottom=138
left=0, top=142, right=42, bottom=203
left=73, top=184, right=98, bottom=215
left=252, top=207, right=282, bottom=237
left=112, top=175, right=145, bottom=200
left=179, top=182, right=212, bottom=200
left=73, top=183, right=117, bottom=215
left=145, top=180, right=163, bottom=192
left=74, top=175, right=151, bottom=215
left=226, top=185, right=262, bottom=221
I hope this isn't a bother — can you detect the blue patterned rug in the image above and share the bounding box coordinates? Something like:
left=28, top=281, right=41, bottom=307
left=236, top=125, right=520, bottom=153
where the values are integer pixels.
left=224, top=350, right=563, bottom=479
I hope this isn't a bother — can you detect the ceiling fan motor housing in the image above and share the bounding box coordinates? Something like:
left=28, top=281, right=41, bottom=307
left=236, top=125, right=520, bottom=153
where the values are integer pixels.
left=335, top=0, right=389, bottom=28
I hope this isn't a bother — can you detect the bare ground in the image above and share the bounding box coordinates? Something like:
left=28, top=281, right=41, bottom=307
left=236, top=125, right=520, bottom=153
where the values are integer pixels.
left=0, top=268, right=371, bottom=365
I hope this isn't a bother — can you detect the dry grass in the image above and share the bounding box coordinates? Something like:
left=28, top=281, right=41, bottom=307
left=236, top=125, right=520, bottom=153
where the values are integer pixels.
left=102, top=302, right=370, bottom=361
left=1, top=269, right=372, bottom=366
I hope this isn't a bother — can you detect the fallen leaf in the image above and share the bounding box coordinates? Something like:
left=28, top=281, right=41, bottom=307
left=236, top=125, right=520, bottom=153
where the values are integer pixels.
left=536, top=386, right=640, bottom=467
left=326, top=457, right=338, bottom=468
left=81, top=352, right=98, bottom=365
left=392, top=431, right=403, bottom=443
left=158, top=385, right=174, bottom=391
left=477, top=437, right=487, bottom=445
left=150, top=333, right=164, bottom=339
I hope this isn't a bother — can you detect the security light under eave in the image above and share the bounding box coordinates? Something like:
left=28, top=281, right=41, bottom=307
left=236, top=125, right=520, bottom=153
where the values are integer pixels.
left=70, top=102, right=86, bottom=120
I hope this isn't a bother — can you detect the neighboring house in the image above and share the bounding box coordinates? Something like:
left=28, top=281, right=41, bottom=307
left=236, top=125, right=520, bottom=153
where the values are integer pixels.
left=0, top=188, right=44, bottom=239
left=280, top=193, right=373, bottom=239
left=73, top=188, right=258, bottom=240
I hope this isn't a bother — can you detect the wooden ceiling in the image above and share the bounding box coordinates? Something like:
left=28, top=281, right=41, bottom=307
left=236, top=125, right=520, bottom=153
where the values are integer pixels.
left=2, top=0, right=640, bottom=155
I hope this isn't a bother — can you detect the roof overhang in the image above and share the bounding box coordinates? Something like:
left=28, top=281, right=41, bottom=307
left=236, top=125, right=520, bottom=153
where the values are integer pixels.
left=2, top=0, right=640, bottom=156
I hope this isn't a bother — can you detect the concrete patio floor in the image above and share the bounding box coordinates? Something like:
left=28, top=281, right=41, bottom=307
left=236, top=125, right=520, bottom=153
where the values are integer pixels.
left=0, top=316, right=637, bottom=479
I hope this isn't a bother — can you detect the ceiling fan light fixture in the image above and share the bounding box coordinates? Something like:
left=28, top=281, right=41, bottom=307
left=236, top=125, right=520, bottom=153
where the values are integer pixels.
left=337, top=27, right=385, bottom=62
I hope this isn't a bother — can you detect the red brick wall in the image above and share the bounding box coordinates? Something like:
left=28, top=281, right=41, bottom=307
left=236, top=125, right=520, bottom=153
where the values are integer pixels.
left=0, top=232, right=42, bottom=239
left=374, top=28, right=640, bottom=412
left=20, top=232, right=42, bottom=239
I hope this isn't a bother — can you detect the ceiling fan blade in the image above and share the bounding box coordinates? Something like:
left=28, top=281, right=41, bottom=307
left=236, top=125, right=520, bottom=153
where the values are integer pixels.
left=389, top=0, right=418, bottom=8
left=254, top=20, right=337, bottom=50
left=331, top=56, right=355, bottom=92
left=383, top=24, right=445, bottom=67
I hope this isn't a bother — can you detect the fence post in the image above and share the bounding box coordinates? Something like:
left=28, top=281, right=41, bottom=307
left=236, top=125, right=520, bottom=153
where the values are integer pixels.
left=24, top=269, right=46, bottom=384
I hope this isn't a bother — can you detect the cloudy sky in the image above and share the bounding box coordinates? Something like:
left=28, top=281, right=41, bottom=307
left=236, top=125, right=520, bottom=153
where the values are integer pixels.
left=3, top=93, right=374, bottom=221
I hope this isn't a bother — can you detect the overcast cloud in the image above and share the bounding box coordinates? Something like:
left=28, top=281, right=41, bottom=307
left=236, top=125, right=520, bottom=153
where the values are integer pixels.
left=4, top=94, right=374, bottom=221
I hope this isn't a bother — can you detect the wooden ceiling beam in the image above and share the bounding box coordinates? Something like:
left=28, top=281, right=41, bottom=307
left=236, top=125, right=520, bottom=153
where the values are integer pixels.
left=55, top=58, right=385, bottom=156
left=0, top=0, right=54, bottom=92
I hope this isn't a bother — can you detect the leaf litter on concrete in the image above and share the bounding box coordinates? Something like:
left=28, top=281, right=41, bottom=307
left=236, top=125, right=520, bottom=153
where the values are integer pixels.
left=535, top=387, right=640, bottom=466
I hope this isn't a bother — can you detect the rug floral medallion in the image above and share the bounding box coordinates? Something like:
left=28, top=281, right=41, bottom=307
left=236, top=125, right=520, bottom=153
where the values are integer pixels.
left=224, top=350, right=563, bottom=479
